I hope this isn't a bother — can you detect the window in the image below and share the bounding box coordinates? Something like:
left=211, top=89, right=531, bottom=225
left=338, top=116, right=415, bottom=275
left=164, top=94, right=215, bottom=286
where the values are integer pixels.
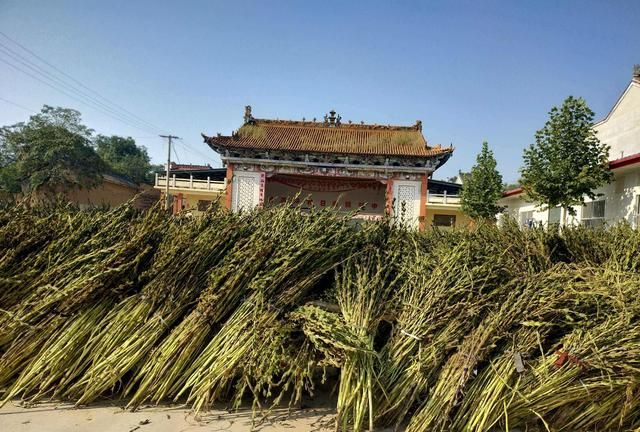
left=582, top=200, right=605, bottom=227
left=433, top=214, right=456, bottom=227
left=197, top=200, right=212, bottom=211
left=520, top=210, right=535, bottom=228
left=548, top=206, right=561, bottom=225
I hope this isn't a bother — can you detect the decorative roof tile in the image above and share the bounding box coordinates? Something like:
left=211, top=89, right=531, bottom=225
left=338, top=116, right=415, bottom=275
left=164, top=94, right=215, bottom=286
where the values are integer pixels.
left=204, top=113, right=452, bottom=158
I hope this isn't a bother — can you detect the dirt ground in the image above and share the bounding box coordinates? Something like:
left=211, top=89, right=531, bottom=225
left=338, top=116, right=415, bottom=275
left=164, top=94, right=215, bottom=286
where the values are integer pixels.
left=0, top=399, right=338, bottom=432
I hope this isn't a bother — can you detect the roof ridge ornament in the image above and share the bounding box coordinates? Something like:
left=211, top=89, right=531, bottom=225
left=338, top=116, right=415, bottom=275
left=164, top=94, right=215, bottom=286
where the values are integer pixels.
left=634, top=64, right=640, bottom=82
left=324, top=109, right=341, bottom=127
left=244, top=105, right=255, bottom=125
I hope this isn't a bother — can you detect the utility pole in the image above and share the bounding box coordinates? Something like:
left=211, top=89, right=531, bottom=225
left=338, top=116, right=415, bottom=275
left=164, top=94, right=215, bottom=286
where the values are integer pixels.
left=160, top=135, right=180, bottom=211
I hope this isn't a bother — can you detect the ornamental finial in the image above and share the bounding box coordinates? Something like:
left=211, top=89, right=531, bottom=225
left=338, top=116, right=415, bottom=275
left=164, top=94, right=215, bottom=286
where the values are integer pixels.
left=244, top=105, right=254, bottom=124
left=324, top=110, right=341, bottom=127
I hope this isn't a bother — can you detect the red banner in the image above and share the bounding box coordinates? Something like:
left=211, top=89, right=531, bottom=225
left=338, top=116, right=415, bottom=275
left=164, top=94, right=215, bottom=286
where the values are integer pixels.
left=271, top=176, right=383, bottom=192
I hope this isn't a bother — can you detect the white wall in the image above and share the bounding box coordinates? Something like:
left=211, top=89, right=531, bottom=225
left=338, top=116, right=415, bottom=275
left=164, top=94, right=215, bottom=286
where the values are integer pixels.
left=500, top=168, right=640, bottom=227
left=596, top=82, right=640, bottom=160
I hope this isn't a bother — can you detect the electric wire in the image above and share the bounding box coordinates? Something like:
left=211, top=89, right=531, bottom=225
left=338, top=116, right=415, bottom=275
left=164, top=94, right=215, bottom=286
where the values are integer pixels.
left=0, top=96, right=37, bottom=113
left=0, top=31, right=165, bottom=133
left=0, top=44, right=163, bottom=134
left=0, top=32, right=221, bottom=166
left=0, top=49, right=162, bottom=135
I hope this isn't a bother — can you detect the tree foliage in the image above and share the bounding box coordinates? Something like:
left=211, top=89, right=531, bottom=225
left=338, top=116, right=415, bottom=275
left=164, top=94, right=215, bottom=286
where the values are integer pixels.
left=95, top=135, right=154, bottom=184
left=520, top=96, right=612, bottom=217
left=0, top=106, right=106, bottom=194
left=460, top=141, right=504, bottom=220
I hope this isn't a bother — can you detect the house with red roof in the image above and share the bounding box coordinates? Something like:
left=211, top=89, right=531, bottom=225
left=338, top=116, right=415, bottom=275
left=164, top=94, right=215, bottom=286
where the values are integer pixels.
left=501, top=66, right=640, bottom=227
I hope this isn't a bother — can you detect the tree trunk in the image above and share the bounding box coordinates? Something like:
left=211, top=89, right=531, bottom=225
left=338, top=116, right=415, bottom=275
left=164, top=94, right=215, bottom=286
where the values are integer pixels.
left=562, top=206, right=567, bottom=226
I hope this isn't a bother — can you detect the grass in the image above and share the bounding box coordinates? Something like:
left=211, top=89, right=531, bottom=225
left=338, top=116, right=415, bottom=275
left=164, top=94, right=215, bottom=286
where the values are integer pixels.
left=237, top=124, right=267, bottom=140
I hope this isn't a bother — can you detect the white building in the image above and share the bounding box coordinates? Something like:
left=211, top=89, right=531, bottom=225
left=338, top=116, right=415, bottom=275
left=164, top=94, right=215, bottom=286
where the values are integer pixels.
left=501, top=66, right=640, bottom=228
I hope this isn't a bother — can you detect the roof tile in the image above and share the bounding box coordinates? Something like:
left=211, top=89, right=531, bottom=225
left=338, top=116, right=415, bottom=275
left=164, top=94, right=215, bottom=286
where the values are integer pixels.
left=204, top=119, right=451, bottom=158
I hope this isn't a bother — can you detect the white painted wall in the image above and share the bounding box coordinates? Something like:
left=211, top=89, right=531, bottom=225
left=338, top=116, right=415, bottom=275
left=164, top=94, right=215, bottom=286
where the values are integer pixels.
left=393, top=180, right=422, bottom=229
left=501, top=169, right=640, bottom=227
left=596, top=82, right=640, bottom=160
left=232, top=171, right=262, bottom=212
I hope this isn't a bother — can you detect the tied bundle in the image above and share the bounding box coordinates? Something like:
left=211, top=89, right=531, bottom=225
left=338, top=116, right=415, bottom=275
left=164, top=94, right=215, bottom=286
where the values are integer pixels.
left=1, top=203, right=640, bottom=432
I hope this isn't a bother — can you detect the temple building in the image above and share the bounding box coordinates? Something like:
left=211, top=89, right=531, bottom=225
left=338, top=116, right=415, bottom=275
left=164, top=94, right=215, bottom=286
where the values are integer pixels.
left=202, top=107, right=456, bottom=230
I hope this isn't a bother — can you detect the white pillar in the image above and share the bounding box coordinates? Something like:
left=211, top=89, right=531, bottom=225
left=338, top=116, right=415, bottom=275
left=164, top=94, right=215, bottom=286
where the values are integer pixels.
left=392, top=180, right=421, bottom=229
left=231, top=171, right=262, bottom=212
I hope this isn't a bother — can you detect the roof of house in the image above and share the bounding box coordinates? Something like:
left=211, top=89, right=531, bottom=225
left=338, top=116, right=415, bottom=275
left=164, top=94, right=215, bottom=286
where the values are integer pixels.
left=170, top=163, right=213, bottom=171
left=594, top=68, right=640, bottom=127
left=203, top=112, right=453, bottom=158
left=502, top=151, right=640, bottom=198
left=609, top=151, right=640, bottom=169
left=170, top=167, right=227, bottom=181
left=428, top=179, right=462, bottom=194
left=502, top=187, right=524, bottom=198
left=103, top=173, right=139, bottom=189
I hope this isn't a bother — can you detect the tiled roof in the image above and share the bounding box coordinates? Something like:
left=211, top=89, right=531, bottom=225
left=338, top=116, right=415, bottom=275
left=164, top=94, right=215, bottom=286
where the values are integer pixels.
left=502, top=187, right=523, bottom=197
left=204, top=118, right=452, bottom=158
left=170, top=163, right=212, bottom=171
left=609, top=152, right=640, bottom=169
left=503, top=152, right=640, bottom=198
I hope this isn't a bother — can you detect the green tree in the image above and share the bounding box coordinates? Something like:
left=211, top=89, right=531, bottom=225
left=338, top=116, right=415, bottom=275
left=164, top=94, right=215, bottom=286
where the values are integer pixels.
left=520, top=96, right=612, bottom=224
left=460, top=141, right=504, bottom=220
left=0, top=105, right=105, bottom=195
left=95, top=135, right=154, bottom=184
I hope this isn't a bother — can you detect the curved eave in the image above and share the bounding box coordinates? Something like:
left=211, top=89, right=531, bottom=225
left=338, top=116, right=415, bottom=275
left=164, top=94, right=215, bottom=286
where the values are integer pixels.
left=202, top=133, right=453, bottom=161
left=502, top=187, right=524, bottom=198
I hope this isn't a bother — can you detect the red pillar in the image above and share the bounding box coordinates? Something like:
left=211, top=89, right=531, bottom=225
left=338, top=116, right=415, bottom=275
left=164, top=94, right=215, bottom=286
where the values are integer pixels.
left=172, top=193, right=183, bottom=214
left=419, top=175, right=428, bottom=231
left=385, top=178, right=394, bottom=216
left=225, top=163, right=234, bottom=210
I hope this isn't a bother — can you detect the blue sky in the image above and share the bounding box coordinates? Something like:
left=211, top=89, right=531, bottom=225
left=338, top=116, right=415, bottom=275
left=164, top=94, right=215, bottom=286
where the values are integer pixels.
left=0, top=1, right=638, bottom=183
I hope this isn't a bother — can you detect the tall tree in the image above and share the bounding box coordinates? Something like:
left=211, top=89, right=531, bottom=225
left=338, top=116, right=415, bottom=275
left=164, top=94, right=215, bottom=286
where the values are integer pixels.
left=520, top=96, right=612, bottom=224
left=95, top=135, right=154, bottom=184
left=0, top=105, right=105, bottom=195
left=460, top=141, right=504, bottom=220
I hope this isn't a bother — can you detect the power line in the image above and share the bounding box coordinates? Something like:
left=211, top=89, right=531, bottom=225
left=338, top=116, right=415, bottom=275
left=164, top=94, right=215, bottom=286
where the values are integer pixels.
left=0, top=31, right=165, bottom=133
left=172, top=140, right=181, bottom=164
left=160, top=135, right=180, bottom=211
left=177, top=140, right=219, bottom=165
left=0, top=96, right=37, bottom=113
left=0, top=32, right=216, bottom=168
left=0, top=43, right=163, bottom=134
left=0, top=49, right=162, bottom=135
left=0, top=56, right=161, bottom=136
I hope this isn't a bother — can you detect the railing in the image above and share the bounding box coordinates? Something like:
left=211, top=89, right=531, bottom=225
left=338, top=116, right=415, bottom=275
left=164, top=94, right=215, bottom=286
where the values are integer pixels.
left=581, top=217, right=605, bottom=228
left=427, top=191, right=461, bottom=205
left=155, top=174, right=225, bottom=192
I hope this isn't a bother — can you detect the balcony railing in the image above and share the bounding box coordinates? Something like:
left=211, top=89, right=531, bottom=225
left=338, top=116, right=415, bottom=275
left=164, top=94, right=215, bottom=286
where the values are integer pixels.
left=155, top=174, right=225, bottom=192
left=581, top=217, right=605, bottom=228
left=427, top=191, right=461, bottom=205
